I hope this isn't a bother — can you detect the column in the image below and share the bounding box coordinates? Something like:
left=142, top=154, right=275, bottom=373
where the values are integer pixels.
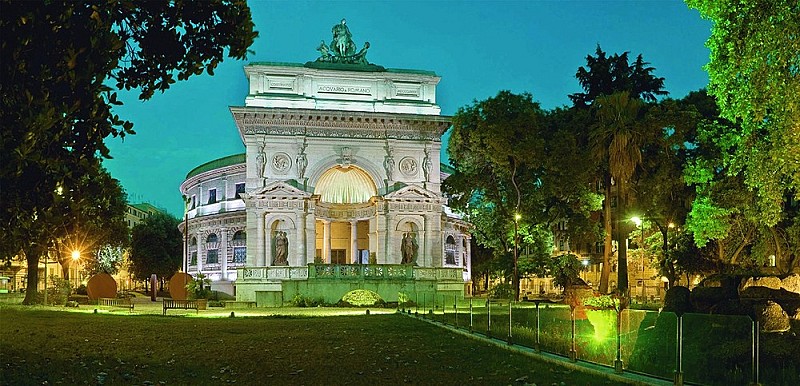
left=466, top=236, right=472, bottom=277
left=255, top=212, right=265, bottom=266
left=297, top=210, right=307, bottom=266
left=305, top=210, right=316, bottom=266
left=196, top=231, right=204, bottom=273
left=220, top=227, right=228, bottom=280
left=384, top=213, right=394, bottom=264
left=323, top=220, right=331, bottom=263
left=350, top=220, right=358, bottom=263
left=424, top=213, right=442, bottom=267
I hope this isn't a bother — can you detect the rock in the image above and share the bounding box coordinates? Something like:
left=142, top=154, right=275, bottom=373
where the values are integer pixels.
left=755, top=301, right=791, bottom=333
left=781, top=274, right=800, bottom=294
left=691, top=286, right=731, bottom=313
left=662, top=286, right=693, bottom=316
left=741, top=276, right=782, bottom=291
left=709, top=299, right=750, bottom=317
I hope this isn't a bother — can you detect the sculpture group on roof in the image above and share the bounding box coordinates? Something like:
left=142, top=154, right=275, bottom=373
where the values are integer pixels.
left=316, top=19, right=371, bottom=65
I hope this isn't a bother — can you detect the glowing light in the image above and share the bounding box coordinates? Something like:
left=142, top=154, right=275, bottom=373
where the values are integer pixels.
left=71, top=250, right=80, bottom=261
left=631, top=216, right=642, bottom=227
left=514, top=213, right=521, bottom=221
left=582, top=259, right=589, bottom=266
left=314, top=166, right=377, bottom=204
left=668, top=222, right=675, bottom=228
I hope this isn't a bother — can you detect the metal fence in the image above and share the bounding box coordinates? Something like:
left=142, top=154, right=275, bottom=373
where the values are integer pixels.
left=399, top=295, right=797, bottom=386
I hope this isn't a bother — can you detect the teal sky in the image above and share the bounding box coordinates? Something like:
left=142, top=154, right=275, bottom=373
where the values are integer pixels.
left=103, top=0, right=712, bottom=216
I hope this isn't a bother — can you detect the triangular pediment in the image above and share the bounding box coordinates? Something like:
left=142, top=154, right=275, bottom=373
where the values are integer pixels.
left=383, top=184, right=442, bottom=201
left=248, top=180, right=310, bottom=198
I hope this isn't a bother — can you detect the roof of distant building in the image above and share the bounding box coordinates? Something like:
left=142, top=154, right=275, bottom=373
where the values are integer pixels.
left=186, top=153, right=246, bottom=179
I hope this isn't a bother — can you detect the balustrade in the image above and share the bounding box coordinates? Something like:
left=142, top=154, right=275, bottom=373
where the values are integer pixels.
left=237, top=264, right=463, bottom=282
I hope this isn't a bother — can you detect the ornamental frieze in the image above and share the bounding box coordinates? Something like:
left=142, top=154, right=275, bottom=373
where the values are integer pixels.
left=387, top=202, right=440, bottom=212
left=315, top=205, right=376, bottom=220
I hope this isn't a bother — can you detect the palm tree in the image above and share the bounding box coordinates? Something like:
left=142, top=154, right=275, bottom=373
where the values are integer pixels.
left=590, top=91, right=644, bottom=296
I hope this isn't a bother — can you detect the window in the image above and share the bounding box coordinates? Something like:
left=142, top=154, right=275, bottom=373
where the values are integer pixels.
left=190, top=237, right=197, bottom=246
left=235, top=183, right=245, bottom=199
left=190, top=252, right=197, bottom=265
left=206, top=234, right=218, bottom=243
left=207, top=249, right=218, bottom=264
left=207, top=188, right=217, bottom=204
left=445, top=235, right=457, bottom=265
left=331, top=249, right=346, bottom=264
left=191, top=195, right=196, bottom=209
left=232, top=230, right=246, bottom=241
left=233, top=247, right=246, bottom=263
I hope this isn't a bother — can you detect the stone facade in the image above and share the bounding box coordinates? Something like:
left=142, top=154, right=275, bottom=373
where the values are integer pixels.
left=179, top=61, right=472, bottom=303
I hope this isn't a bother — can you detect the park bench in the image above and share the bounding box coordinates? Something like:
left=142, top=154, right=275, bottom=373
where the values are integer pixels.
left=98, top=297, right=134, bottom=312
left=162, top=299, right=199, bottom=315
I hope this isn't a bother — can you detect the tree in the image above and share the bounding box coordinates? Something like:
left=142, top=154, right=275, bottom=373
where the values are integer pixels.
left=129, top=212, right=183, bottom=284
left=0, top=1, right=257, bottom=304
left=570, top=46, right=669, bottom=294
left=687, top=0, right=800, bottom=226
left=446, top=91, right=547, bottom=300
left=569, top=45, right=667, bottom=108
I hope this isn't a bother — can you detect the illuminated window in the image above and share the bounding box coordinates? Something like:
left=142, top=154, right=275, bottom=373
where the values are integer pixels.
left=233, top=247, right=246, bottom=263
left=331, top=249, right=346, bottom=264
left=207, top=249, right=218, bottom=264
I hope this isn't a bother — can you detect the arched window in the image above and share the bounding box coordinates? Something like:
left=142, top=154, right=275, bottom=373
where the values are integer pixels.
left=190, top=237, right=197, bottom=246
left=233, top=230, right=246, bottom=241
left=445, top=235, right=457, bottom=265
left=206, top=233, right=218, bottom=243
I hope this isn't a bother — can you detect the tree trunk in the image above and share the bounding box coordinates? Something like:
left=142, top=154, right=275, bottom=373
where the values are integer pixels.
left=659, top=225, right=677, bottom=287
left=599, top=175, right=612, bottom=294
left=616, top=183, right=629, bottom=296
left=22, top=244, right=45, bottom=305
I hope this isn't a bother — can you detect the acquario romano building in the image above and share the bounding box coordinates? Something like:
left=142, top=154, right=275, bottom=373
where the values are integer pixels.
left=179, top=20, right=472, bottom=305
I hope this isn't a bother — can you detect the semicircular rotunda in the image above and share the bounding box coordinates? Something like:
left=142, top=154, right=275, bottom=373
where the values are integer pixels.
left=179, top=20, right=472, bottom=305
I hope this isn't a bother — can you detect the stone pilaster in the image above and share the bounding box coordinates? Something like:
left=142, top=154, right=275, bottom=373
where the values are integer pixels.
left=196, top=231, right=204, bottom=272
left=220, top=227, right=228, bottom=279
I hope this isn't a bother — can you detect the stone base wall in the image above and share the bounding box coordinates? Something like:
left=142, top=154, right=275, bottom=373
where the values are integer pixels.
left=236, top=278, right=463, bottom=307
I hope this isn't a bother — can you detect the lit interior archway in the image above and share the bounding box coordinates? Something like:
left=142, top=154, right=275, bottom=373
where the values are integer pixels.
left=314, top=166, right=377, bottom=204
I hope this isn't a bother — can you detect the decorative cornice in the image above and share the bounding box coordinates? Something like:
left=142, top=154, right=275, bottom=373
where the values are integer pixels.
left=231, top=107, right=451, bottom=141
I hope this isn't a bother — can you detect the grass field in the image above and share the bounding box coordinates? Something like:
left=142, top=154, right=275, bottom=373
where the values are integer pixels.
left=0, top=305, right=606, bottom=385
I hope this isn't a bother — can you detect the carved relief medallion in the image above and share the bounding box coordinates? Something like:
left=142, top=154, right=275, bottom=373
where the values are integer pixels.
left=272, top=153, right=292, bottom=174
left=399, top=157, right=418, bottom=177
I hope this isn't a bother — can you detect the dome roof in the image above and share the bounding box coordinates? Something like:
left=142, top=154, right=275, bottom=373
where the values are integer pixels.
left=314, top=166, right=377, bottom=204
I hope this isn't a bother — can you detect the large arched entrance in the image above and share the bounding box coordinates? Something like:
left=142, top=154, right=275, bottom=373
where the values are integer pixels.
left=313, top=166, right=377, bottom=264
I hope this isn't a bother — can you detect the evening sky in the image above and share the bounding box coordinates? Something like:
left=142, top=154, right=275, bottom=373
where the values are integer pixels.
left=102, top=0, right=712, bottom=216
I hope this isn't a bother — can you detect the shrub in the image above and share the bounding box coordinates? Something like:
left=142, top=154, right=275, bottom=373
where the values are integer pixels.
left=289, top=293, right=326, bottom=307
left=46, top=275, right=72, bottom=306
left=488, top=283, right=513, bottom=299
left=340, top=289, right=384, bottom=307
left=583, top=295, right=618, bottom=310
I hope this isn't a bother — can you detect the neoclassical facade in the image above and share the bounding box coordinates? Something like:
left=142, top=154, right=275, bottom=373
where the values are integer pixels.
left=180, top=23, right=471, bottom=304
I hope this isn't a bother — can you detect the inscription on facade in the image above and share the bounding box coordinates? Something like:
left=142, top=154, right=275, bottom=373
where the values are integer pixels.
left=317, top=85, right=372, bottom=95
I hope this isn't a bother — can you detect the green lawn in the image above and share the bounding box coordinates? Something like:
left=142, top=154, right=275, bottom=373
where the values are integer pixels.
left=0, top=306, right=605, bottom=385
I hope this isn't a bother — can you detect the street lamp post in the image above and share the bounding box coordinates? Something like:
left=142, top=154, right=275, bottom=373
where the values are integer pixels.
left=71, top=250, right=80, bottom=289
left=513, top=213, right=521, bottom=301
left=631, top=217, right=645, bottom=303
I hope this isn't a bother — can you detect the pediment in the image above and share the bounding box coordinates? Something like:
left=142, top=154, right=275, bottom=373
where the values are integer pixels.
left=383, top=184, right=442, bottom=201
left=247, top=180, right=310, bottom=198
